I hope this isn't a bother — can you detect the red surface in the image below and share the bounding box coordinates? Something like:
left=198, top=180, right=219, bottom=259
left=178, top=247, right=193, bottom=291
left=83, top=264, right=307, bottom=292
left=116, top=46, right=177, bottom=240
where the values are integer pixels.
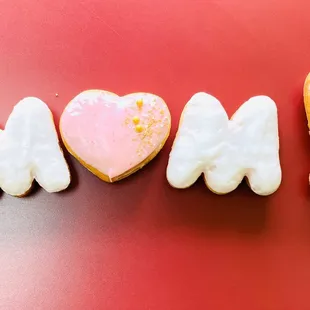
left=0, top=0, right=310, bottom=309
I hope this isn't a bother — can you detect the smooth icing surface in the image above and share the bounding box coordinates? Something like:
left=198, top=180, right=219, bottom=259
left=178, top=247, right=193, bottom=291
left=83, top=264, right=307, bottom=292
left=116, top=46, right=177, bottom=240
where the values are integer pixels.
left=167, top=93, right=281, bottom=195
left=60, top=90, right=171, bottom=181
left=0, top=97, right=71, bottom=196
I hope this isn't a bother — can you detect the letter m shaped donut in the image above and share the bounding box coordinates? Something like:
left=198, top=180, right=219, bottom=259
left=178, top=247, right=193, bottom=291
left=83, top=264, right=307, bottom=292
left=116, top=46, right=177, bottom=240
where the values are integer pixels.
left=167, top=93, right=281, bottom=195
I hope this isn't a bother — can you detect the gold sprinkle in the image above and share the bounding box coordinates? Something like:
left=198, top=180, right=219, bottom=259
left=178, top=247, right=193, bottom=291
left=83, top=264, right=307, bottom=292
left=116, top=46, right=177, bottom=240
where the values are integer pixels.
left=132, top=116, right=140, bottom=124
left=136, top=99, right=143, bottom=108
left=135, top=125, right=143, bottom=133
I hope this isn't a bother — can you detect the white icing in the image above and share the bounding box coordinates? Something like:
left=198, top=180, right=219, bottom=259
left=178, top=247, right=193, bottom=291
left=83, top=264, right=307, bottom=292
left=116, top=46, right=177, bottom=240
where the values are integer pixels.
left=167, top=93, right=281, bottom=195
left=0, top=97, right=70, bottom=196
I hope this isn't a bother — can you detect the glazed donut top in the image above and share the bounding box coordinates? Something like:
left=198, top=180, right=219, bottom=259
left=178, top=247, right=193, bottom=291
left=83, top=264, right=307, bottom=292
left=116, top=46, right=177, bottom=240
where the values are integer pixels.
left=60, top=90, right=171, bottom=180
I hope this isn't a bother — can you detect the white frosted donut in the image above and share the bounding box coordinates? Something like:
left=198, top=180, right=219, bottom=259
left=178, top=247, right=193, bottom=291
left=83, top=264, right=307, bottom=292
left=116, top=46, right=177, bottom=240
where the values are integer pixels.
left=0, top=97, right=71, bottom=196
left=167, top=92, right=281, bottom=196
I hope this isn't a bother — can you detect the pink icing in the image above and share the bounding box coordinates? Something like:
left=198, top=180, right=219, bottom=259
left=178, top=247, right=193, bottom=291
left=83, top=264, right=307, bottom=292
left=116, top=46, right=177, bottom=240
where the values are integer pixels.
left=60, top=90, right=171, bottom=180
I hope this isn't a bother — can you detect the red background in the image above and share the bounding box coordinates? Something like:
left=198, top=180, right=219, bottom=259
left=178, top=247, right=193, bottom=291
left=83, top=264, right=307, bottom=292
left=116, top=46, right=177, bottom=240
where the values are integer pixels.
left=0, top=0, right=310, bottom=309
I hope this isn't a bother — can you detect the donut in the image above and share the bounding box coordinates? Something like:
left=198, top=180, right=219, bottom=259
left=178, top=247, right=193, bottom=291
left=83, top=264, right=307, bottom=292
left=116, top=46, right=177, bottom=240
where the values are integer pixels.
left=303, top=73, right=310, bottom=183
left=304, top=73, right=310, bottom=131
left=167, top=92, right=281, bottom=195
left=60, top=90, right=171, bottom=182
left=0, top=97, right=71, bottom=197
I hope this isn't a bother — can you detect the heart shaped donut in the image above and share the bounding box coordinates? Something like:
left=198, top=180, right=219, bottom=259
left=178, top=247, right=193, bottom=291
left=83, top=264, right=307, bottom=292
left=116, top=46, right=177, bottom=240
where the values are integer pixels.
left=60, top=90, right=171, bottom=182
